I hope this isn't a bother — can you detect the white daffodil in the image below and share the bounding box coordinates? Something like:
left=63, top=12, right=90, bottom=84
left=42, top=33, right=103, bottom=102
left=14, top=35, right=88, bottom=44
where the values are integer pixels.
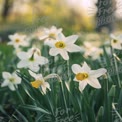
left=49, top=33, right=82, bottom=60
left=83, top=42, right=103, bottom=60
left=72, top=62, right=107, bottom=92
left=1, top=71, right=21, bottom=91
left=17, top=47, right=48, bottom=72
left=29, top=70, right=51, bottom=94
left=8, top=33, right=29, bottom=48
left=39, top=26, right=63, bottom=46
left=110, top=34, right=122, bottom=50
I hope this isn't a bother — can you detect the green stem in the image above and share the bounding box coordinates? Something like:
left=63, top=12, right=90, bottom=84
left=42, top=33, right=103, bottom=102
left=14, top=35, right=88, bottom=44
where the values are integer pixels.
left=113, top=53, right=121, bottom=88
left=67, top=60, right=71, bottom=82
left=60, top=82, right=69, bottom=117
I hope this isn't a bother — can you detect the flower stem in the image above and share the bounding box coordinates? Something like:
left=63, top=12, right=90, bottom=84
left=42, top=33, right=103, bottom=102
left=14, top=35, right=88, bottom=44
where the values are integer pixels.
left=113, top=53, right=121, bottom=88
left=60, top=82, right=69, bottom=117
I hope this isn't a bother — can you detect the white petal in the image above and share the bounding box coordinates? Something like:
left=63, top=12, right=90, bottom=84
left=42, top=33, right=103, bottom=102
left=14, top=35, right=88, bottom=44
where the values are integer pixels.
left=1, top=80, right=9, bottom=87
left=65, top=35, right=78, bottom=44
left=59, top=50, right=69, bottom=60
left=8, top=84, right=16, bottom=91
left=51, top=26, right=57, bottom=30
left=42, top=82, right=51, bottom=94
left=17, top=60, right=28, bottom=68
left=17, top=52, right=28, bottom=60
left=111, top=42, right=122, bottom=50
left=7, top=41, right=13, bottom=45
left=87, top=78, right=101, bottom=89
left=29, top=63, right=40, bottom=72
left=39, top=35, right=48, bottom=40
left=57, top=33, right=65, bottom=40
left=73, top=77, right=79, bottom=82
left=118, top=35, right=122, bottom=40
left=36, top=56, right=48, bottom=65
left=57, top=28, right=63, bottom=33
left=66, top=44, right=82, bottom=52
left=90, top=68, right=107, bottom=78
left=44, top=39, right=56, bottom=47
left=49, top=48, right=59, bottom=56
left=28, top=70, right=37, bottom=79
left=110, top=34, right=116, bottom=39
left=14, top=76, right=21, bottom=84
left=44, top=82, right=51, bottom=90
left=79, top=81, right=87, bottom=92
left=72, top=64, right=82, bottom=74
left=81, top=62, right=91, bottom=72
left=29, top=70, right=43, bottom=80
left=8, top=35, right=14, bottom=41
left=2, top=72, right=11, bottom=79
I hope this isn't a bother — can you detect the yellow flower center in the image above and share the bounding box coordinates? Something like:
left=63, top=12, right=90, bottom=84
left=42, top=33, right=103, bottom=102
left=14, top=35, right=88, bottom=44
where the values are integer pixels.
left=49, top=33, right=56, bottom=39
left=76, top=73, right=88, bottom=81
left=15, top=39, right=20, bottom=43
left=9, top=78, right=15, bottom=82
left=55, top=41, right=66, bottom=48
left=31, top=80, right=43, bottom=88
left=113, top=39, right=118, bottom=43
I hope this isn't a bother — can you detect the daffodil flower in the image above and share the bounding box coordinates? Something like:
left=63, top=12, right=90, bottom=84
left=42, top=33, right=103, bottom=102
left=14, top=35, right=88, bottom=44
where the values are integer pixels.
left=49, top=34, right=82, bottom=60
left=1, top=71, right=21, bottom=91
left=39, top=26, right=63, bottom=46
left=72, top=62, right=107, bottom=92
left=83, top=42, right=103, bottom=60
left=8, top=33, right=29, bottom=48
left=110, top=34, right=122, bottom=50
left=17, top=47, right=48, bottom=72
left=29, top=70, right=51, bottom=94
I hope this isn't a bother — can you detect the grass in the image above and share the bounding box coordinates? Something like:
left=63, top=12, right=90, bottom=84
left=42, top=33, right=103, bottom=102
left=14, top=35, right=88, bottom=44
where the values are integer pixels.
left=0, top=32, right=122, bottom=122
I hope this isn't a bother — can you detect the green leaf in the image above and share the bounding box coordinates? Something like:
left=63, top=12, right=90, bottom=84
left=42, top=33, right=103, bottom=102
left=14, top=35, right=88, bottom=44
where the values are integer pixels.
left=20, top=105, right=51, bottom=115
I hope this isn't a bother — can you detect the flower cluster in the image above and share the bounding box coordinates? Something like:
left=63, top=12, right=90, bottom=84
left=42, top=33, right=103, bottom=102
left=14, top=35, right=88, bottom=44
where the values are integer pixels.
left=1, top=26, right=108, bottom=94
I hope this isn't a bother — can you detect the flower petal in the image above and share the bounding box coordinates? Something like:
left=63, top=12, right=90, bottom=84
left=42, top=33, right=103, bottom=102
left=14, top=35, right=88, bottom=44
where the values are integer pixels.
left=29, top=70, right=37, bottom=79
left=36, top=56, right=48, bottom=65
left=72, top=64, right=82, bottom=74
left=59, top=50, right=69, bottom=60
left=17, top=52, right=28, bottom=60
left=49, top=48, right=59, bottom=56
left=42, top=82, right=51, bottom=94
left=57, top=33, right=65, bottom=40
left=81, top=62, right=91, bottom=72
left=87, top=78, right=101, bottom=89
left=1, top=80, right=9, bottom=87
left=17, top=60, right=28, bottom=68
left=8, top=84, right=16, bottom=91
left=2, top=72, right=11, bottom=79
left=66, top=44, right=82, bottom=52
left=65, top=35, right=78, bottom=44
left=90, top=68, right=107, bottom=78
left=79, top=81, right=87, bottom=92
left=29, top=63, right=40, bottom=72
left=13, top=73, right=21, bottom=84
left=39, top=35, right=48, bottom=40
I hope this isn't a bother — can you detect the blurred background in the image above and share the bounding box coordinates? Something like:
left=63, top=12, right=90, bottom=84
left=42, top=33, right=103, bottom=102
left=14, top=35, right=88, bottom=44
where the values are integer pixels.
left=0, top=0, right=122, bottom=41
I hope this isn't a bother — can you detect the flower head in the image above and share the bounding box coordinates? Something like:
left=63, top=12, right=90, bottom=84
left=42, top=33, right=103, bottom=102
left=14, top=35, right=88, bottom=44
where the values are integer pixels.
left=49, top=34, right=82, bottom=60
left=29, top=70, right=51, bottom=94
left=83, top=42, right=103, bottom=60
left=110, top=34, right=122, bottom=50
left=72, top=62, right=107, bottom=92
left=1, top=71, right=21, bottom=91
left=8, top=33, right=29, bottom=48
left=17, top=47, right=48, bottom=72
left=39, top=26, right=63, bottom=46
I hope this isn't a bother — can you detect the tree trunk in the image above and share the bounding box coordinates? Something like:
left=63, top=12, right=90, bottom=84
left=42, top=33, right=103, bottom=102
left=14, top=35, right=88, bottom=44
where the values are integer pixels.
left=95, top=0, right=115, bottom=33
left=2, top=0, right=13, bottom=20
